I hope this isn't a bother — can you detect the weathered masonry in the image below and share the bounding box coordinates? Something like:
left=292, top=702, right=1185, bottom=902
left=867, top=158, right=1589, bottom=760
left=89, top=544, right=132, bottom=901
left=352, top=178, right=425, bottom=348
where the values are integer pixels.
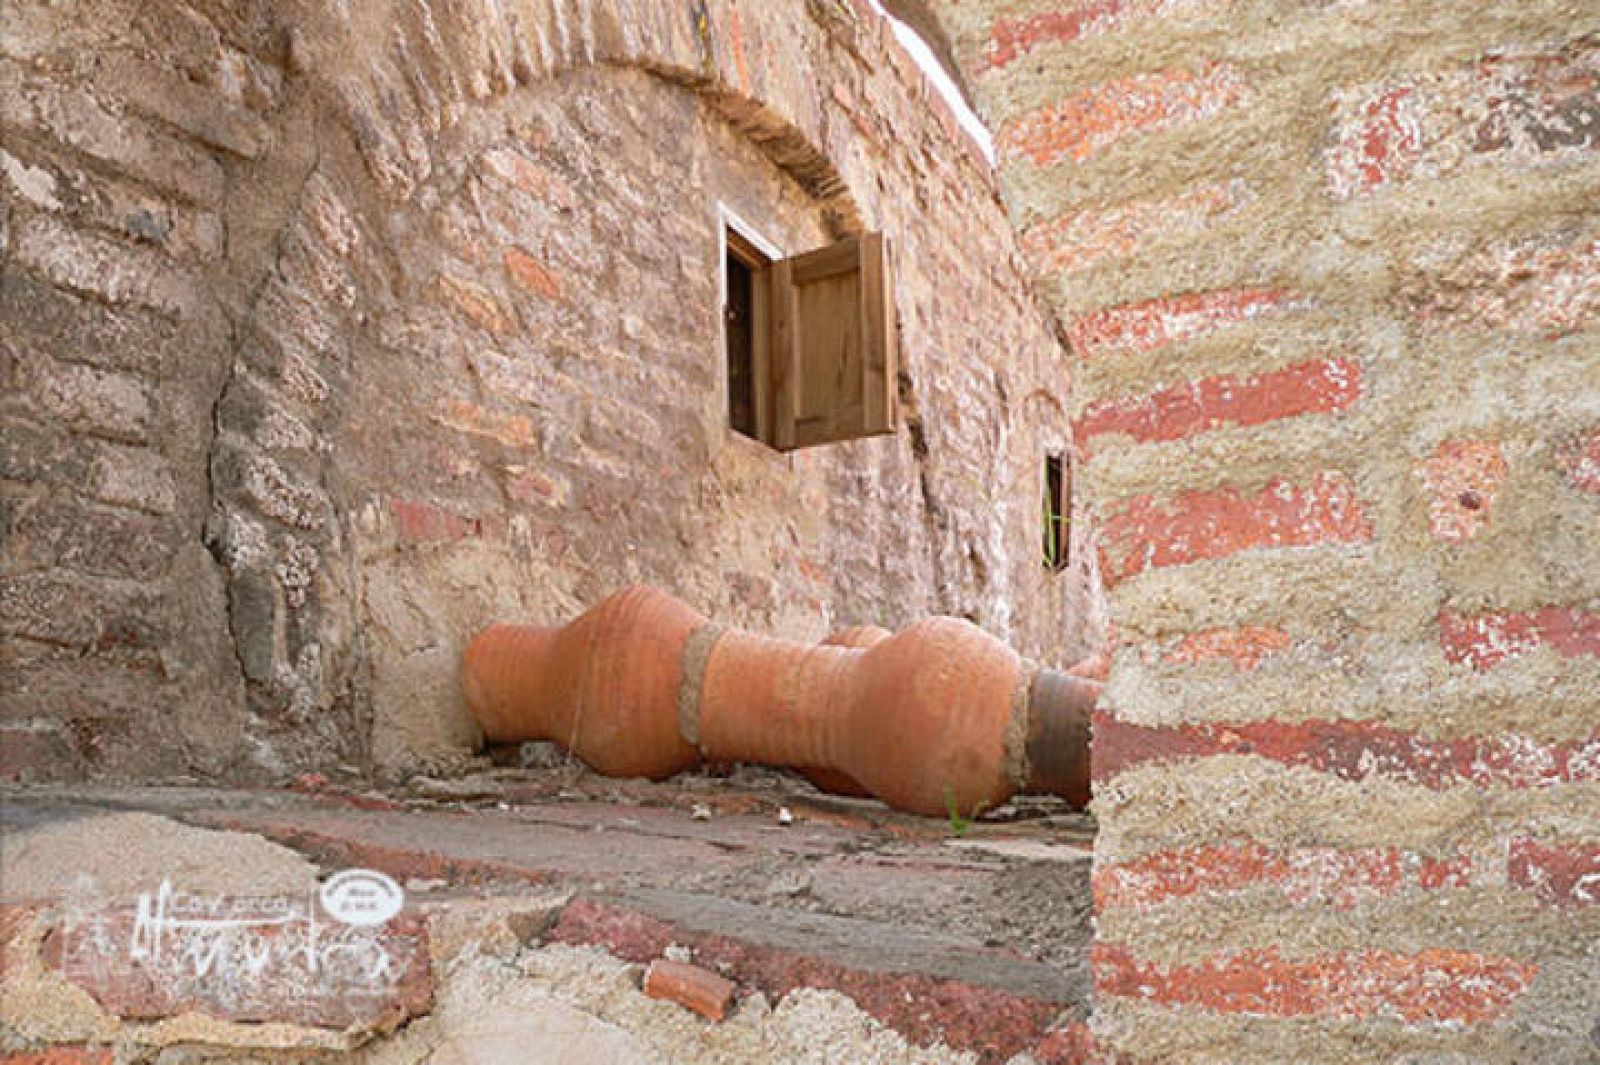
left=887, top=0, right=1600, bottom=1061
left=3, top=0, right=1597, bottom=1061
left=1, top=0, right=1103, bottom=782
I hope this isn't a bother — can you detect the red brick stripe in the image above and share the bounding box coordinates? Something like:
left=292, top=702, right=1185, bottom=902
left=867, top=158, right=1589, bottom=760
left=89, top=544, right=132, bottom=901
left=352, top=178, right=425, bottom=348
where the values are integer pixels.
left=1093, top=711, right=1600, bottom=789
left=974, top=1, right=1134, bottom=72
left=1022, top=180, right=1250, bottom=276
left=389, top=498, right=485, bottom=544
left=1093, top=943, right=1536, bottom=1024
left=1098, top=472, right=1372, bottom=584
left=1094, top=840, right=1473, bottom=911
left=1440, top=607, right=1600, bottom=670
left=1508, top=837, right=1600, bottom=907
left=1164, top=626, right=1292, bottom=671
left=1067, top=287, right=1298, bottom=359
left=551, top=897, right=1064, bottom=1061
left=999, top=66, right=1246, bottom=167
left=1075, top=357, right=1361, bottom=454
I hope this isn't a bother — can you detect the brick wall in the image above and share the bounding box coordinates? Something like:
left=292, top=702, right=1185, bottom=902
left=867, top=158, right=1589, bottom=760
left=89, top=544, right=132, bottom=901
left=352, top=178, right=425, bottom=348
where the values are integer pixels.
left=890, top=0, right=1599, bottom=1060
left=1, top=0, right=1101, bottom=781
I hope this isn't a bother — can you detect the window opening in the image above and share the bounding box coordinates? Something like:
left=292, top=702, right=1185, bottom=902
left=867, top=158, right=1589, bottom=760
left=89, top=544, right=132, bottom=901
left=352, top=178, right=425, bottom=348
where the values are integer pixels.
left=1044, top=452, right=1071, bottom=571
left=724, top=229, right=768, bottom=440
left=719, top=209, right=897, bottom=451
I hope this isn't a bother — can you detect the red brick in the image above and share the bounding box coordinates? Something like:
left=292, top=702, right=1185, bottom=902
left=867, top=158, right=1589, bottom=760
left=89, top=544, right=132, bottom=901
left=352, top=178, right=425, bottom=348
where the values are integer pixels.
left=1067, top=287, right=1299, bottom=359
left=1022, top=180, right=1252, bottom=276
left=1094, top=841, right=1474, bottom=911
left=1092, top=710, right=1600, bottom=790
left=1093, top=943, right=1536, bottom=1024
left=1417, top=439, right=1507, bottom=542
left=1027, top=1021, right=1100, bottom=1065
left=1098, top=472, right=1372, bottom=584
left=998, top=65, right=1246, bottom=167
left=1325, top=85, right=1425, bottom=196
left=972, top=1, right=1215, bottom=73
left=1507, top=837, right=1600, bottom=907
left=503, top=247, right=563, bottom=300
left=436, top=274, right=511, bottom=334
left=1164, top=626, right=1292, bottom=671
left=506, top=468, right=568, bottom=506
left=389, top=498, right=483, bottom=545
left=1565, top=428, right=1600, bottom=494
left=1075, top=357, right=1360, bottom=454
left=479, top=148, right=577, bottom=209
left=430, top=398, right=540, bottom=449
left=551, top=897, right=1062, bottom=1063
left=1440, top=607, right=1600, bottom=670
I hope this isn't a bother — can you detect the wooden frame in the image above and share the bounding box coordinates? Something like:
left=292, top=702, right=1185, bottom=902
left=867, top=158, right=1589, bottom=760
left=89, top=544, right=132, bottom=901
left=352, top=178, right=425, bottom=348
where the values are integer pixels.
left=718, top=212, right=897, bottom=452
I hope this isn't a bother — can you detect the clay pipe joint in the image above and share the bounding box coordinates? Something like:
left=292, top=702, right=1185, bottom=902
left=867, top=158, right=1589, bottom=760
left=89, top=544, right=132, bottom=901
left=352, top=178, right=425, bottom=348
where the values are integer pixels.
left=459, top=585, right=704, bottom=780
left=687, top=617, right=1028, bottom=818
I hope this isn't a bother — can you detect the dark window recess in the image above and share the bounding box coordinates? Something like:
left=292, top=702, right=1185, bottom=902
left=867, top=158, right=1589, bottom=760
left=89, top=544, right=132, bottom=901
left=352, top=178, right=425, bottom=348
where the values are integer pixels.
left=721, top=226, right=898, bottom=450
left=726, top=246, right=758, bottom=438
left=1043, top=453, right=1071, bottom=571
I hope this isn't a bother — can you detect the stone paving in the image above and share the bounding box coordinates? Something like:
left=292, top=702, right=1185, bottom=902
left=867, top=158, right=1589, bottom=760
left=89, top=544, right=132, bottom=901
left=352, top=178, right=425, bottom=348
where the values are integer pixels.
left=0, top=770, right=1095, bottom=1063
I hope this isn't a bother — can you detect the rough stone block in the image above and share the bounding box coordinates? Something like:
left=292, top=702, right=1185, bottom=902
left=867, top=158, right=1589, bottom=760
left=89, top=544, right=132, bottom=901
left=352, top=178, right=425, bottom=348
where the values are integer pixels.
left=106, top=55, right=273, bottom=159
left=22, top=356, right=154, bottom=444
left=0, top=273, right=179, bottom=379
left=0, top=68, right=226, bottom=205
left=3, top=494, right=175, bottom=580
left=12, top=216, right=196, bottom=320
left=89, top=443, right=176, bottom=515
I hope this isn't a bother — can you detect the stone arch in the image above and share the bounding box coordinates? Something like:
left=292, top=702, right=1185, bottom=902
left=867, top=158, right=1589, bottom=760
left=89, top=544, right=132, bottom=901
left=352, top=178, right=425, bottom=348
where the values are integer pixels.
left=299, top=0, right=866, bottom=231
left=206, top=0, right=885, bottom=775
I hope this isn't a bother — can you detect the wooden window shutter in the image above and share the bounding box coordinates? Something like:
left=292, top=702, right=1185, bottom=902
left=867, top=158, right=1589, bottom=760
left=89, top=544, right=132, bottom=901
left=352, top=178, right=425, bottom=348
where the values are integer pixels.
left=766, top=232, right=896, bottom=450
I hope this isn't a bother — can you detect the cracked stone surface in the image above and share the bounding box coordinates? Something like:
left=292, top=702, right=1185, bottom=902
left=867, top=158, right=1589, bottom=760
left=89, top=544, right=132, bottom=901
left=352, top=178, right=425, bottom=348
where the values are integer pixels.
left=0, top=770, right=1094, bottom=1063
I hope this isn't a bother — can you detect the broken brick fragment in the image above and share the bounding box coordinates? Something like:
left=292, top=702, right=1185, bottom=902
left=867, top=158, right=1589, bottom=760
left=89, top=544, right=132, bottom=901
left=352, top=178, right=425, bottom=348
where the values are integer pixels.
left=643, top=958, right=737, bottom=1021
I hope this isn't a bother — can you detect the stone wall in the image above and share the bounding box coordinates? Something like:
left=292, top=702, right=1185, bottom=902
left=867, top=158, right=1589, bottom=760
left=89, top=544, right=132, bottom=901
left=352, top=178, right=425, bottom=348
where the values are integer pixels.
left=889, top=0, right=1600, bottom=1060
left=1, top=0, right=1100, bottom=782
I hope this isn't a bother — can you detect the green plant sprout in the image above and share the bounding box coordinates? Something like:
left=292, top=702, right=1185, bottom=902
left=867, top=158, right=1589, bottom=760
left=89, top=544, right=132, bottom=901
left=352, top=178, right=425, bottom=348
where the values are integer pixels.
left=944, top=785, right=987, bottom=837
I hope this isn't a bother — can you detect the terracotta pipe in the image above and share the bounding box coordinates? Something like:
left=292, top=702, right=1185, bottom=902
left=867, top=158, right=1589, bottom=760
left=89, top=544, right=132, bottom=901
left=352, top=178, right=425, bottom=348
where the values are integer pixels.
left=799, top=625, right=893, bottom=797
left=461, top=587, right=1097, bottom=817
left=689, top=617, right=1037, bottom=817
left=459, top=585, right=703, bottom=779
